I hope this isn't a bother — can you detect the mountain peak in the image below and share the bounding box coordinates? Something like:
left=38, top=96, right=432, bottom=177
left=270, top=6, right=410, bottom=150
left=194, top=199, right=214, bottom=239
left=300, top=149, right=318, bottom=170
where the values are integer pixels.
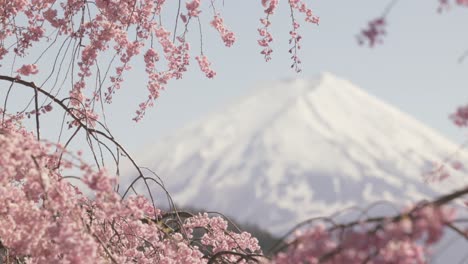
left=134, top=73, right=468, bottom=235
left=317, top=71, right=339, bottom=82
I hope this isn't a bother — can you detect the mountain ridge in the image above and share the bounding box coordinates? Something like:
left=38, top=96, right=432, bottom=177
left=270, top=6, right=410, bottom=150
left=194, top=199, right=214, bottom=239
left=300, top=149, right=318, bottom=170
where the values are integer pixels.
left=133, top=72, right=468, bottom=234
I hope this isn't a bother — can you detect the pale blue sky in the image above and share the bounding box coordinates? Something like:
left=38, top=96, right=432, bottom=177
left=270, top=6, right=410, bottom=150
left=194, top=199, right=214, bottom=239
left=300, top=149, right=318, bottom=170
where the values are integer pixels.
left=2, top=0, right=468, bottom=161
left=106, top=0, right=468, bottom=156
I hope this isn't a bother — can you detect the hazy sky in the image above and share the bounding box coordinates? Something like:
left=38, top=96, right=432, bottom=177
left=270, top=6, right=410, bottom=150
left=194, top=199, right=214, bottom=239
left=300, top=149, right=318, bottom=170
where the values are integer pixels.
left=104, top=0, right=468, bottom=157
left=3, top=0, right=468, bottom=161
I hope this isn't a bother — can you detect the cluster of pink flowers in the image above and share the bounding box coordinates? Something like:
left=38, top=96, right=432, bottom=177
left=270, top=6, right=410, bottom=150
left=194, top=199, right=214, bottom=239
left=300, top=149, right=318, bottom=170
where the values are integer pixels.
left=1, top=0, right=320, bottom=123
left=258, top=0, right=318, bottom=67
left=357, top=17, right=387, bottom=47
left=439, top=0, right=468, bottom=12
left=0, top=121, right=262, bottom=263
left=258, top=18, right=274, bottom=62
left=196, top=55, right=216, bottom=79
left=3, top=103, right=462, bottom=263
left=363, top=0, right=466, bottom=46
left=258, top=0, right=279, bottom=62
left=16, top=64, right=39, bottom=76
left=274, top=205, right=457, bottom=263
left=184, top=213, right=261, bottom=256
left=288, top=0, right=320, bottom=24
left=211, top=15, right=236, bottom=47
left=24, top=103, right=53, bottom=119
left=287, top=0, right=319, bottom=72
left=288, top=22, right=302, bottom=73
left=3, top=1, right=468, bottom=263
left=450, top=105, right=468, bottom=127
left=262, top=0, right=279, bottom=15
left=186, top=0, right=202, bottom=17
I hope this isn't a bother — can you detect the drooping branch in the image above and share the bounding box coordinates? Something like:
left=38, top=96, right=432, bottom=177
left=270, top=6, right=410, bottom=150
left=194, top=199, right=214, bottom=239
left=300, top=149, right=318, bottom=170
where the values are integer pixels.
left=0, top=75, right=171, bottom=218
left=271, top=185, right=468, bottom=263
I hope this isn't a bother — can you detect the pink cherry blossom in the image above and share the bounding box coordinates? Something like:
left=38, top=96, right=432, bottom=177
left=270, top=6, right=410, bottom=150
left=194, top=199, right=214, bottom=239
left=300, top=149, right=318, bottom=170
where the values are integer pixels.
left=17, top=64, right=39, bottom=76
left=196, top=55, right=216, bottom=78
left=1, top=1, right=468, bottom=263
left=357, top=17, right=387, bottom=47
left=450, top=105, right=468, bottom=127
left=211, top=15, right=236, bottom=47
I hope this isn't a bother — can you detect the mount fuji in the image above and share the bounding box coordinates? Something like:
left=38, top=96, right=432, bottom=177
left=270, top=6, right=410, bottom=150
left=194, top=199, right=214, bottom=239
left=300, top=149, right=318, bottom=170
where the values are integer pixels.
left=134, top=72, right=468, bottom=235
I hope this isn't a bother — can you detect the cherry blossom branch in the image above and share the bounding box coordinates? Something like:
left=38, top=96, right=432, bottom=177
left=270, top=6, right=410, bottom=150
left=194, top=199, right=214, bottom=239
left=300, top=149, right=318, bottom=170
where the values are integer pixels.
left=357, top=0, right=399, bottom=47
left=271, top=185, right=468, bottom=262
left=1, top=81, right=14, bottom=125
left=0, top=75, right=174, bottom=219
left=33, top=84, right=40, bottom=140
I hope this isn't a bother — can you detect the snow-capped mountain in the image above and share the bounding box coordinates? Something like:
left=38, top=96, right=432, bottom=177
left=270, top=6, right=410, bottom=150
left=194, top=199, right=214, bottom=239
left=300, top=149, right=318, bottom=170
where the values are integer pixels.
left=134, top=72, right=467, bottom=235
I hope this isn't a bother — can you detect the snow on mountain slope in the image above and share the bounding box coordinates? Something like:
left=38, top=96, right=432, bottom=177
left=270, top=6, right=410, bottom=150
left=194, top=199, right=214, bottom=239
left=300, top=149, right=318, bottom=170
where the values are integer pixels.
left=134, top=72, right=468, bottom=234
